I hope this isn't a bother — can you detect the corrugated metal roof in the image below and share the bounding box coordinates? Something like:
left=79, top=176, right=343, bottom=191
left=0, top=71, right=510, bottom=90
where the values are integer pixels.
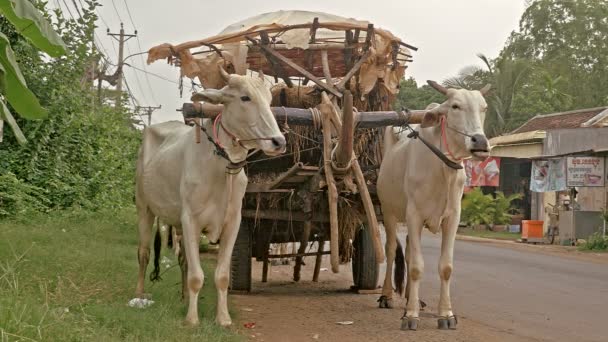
left=511, top=107, right=607, bottom=134
left=490, top=130, right=546, bottom=146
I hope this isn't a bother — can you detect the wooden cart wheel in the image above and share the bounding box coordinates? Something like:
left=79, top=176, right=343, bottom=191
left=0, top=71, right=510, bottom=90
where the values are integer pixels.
left=230, top=220, right=252, bottom=292
left=352, top=223, right=379, bottom=290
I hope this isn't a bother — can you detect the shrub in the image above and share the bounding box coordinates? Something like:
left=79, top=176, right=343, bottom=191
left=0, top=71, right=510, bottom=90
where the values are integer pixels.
left=461, top=188, right=494, bottom=226
left=578, top=232, right=608, bottom=251
left=492, top=191, right=522, bottom=225
left=0, top=173, right=48, bottom=218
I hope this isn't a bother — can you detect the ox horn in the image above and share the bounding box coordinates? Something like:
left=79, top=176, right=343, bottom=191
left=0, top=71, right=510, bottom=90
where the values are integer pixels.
left=479, top=83, right=492, bottom=96
left=219, top=65, right=230, bottom=82
left=427, top=80, right=448, bottom=95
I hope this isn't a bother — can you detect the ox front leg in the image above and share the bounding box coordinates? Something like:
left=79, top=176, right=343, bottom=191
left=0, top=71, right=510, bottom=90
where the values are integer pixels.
left=181, top=213, right=204, bottom=326
left=379, top=214, right=398, bottom=309
left=214, top=213, right=241, bottom=327
left=437, top=216, right=458, bottom=330
left=401, top=213, right=424, bottom=331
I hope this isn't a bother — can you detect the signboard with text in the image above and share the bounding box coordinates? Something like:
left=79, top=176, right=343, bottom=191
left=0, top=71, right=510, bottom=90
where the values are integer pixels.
left=566, top=156, right=605, bottom=187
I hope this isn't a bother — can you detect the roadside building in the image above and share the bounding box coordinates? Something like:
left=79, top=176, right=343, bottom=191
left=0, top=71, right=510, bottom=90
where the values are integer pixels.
left=489, top=107, right=608, bottom=243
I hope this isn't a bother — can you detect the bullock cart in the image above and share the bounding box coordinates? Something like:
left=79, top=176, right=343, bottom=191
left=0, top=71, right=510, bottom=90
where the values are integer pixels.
left=148, top=11, right=423, bottom=291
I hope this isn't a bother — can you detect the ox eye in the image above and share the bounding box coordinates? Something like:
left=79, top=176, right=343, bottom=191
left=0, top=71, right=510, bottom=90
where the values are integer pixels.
left=240, top=96, right=251, bottom=102
left=452, top=104, right=460, bottom=110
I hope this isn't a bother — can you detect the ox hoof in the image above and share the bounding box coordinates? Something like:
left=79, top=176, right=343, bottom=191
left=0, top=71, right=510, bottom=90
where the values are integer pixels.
left=216, top=318, right=232, bottom=327
left=438, top=316, right=457, bottom=330
left=377, top=295, right=393, bottom=309
left=183, top=318, right=199, bottom=327
left=401, top=317, right=419, bottom=331
left=135, top=292, right=151, bottom=300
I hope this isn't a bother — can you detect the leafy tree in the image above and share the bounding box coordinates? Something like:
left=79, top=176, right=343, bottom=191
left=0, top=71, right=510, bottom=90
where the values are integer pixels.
left=0, top=1, right=141, bottom=215
left=393, top=77, right=445, bottom=110
left=443, top=54, right=532, bottom=136
left=0, top=0, right=66, bottom=144
left=501, top=0, right=608, bottom=109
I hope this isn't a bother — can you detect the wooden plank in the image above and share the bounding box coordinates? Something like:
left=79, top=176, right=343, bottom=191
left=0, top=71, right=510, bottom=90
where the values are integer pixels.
left=268, top=251, right=330, bottom=259
left=312, top=240, right=325, bottom=282
left=398, top=41, right=419, bottom=51
left=303, top=17, right=320, bottom=85
left=250, top=38, right=342, bottom=98
left=269, top=162, right=304, bottom=189
left=246, top=183, right=294, bottom=193
left=293, top=221, right=312, bottom=281
left=258, top=31, right=294, bottom=87
left=336, top=49, right=372, bottom=91
left=241, top=209, right=329, bottom=222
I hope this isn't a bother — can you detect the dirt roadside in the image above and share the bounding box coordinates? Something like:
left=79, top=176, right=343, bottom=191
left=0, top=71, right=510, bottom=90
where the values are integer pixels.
left=232, top=257, right=538, bottom=342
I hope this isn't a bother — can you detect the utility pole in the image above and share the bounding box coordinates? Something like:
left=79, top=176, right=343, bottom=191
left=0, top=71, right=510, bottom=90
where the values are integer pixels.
left=136, top=105, right=162, bottom=126
left=108, top=23, right=137, bottom=109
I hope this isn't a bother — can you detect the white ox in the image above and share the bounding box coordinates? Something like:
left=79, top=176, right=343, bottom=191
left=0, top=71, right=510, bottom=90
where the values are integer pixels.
left=377, top=81, right=490, bottom=330
left=135, top=68, right=285, bottom=326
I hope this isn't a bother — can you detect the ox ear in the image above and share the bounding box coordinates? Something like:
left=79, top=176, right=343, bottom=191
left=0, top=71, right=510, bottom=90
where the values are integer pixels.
left=191, top=89, right=225, bottom=104
left=479, top=83, right=492, bottom=96
left=420, top=104, right=447, bottom=128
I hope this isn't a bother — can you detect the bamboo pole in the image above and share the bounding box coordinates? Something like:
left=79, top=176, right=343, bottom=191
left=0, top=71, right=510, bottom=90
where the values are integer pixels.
left=321, top=106, right=341, bottom=273
left=351, top=159, right=385, bottom=262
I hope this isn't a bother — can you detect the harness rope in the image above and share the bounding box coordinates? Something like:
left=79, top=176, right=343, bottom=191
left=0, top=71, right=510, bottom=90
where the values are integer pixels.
left=401, top=112, right=464, bottom=170
left=193, top=117, right=247, bottom=173
left=440, top=116, right=463, bottom=163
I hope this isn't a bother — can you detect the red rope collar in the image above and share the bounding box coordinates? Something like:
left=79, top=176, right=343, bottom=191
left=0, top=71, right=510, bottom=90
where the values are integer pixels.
left=440, top=116, right=463, bottom=162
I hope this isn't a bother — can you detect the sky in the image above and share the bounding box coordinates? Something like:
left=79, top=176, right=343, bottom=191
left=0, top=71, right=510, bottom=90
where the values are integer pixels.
left=59, top=0, right=527, bottom=124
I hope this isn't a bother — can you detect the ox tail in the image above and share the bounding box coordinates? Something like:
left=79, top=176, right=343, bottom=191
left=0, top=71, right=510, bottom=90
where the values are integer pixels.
left=394, top=239, right=406, bottom=296
left=383, top=126, right=399, bottom=156
left=167, top=225, right=174, bottom=249
left=150, top=218, right=162, bottom=282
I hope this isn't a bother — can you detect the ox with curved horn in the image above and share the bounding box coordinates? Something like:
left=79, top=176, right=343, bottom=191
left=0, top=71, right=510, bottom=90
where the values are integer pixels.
left=377, top=82, right=492, bottom=331
left=135, top=65, right=285, bottom=328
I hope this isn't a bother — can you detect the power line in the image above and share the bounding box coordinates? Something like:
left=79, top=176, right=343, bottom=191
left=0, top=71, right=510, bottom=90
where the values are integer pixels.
left=96, top=8, right=110, bottom=29
left=70, top=0, right=82, bottom=18
left=124, top=63, right=180, bottom=85
left=122, top=0, right=137, bottom=29
left=120, top=0, right=159, bottom=101
left=123, top=76, right=139, bottom=108
left=58, top=0, right=76, bottom=20
left=125, top=44, right=151, bottom=104
left=110, top=0, right=124, bottom=23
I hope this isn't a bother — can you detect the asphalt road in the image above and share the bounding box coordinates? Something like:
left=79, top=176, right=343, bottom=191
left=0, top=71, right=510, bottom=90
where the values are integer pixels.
left=233, top=232, right=608, bottom=342
left=442, top=234, right=608, bottom=342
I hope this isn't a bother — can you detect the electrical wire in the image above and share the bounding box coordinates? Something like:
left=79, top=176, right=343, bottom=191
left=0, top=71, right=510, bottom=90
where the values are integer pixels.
left=110, top=0, right=124, bottom=23
left=122, top=0, right=137, bottom=29
left=124, top=63, right=180, bottom=85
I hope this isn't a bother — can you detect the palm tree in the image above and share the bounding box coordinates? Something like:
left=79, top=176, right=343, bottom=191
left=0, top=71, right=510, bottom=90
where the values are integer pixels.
left=443, top=54, right=532, bottom=136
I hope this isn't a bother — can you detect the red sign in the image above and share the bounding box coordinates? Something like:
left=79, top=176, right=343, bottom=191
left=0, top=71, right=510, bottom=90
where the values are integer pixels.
left=464, top=157, right=500, bottom=187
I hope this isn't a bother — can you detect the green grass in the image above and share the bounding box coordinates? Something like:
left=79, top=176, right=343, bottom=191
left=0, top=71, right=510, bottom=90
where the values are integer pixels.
left=458, top=228, right=521, bottom=241
left=0, top=208, right=241, bottom=342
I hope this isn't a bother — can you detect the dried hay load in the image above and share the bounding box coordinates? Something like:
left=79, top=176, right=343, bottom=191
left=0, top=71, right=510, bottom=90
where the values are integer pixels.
left=270, top=84, right=322, bottom=108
